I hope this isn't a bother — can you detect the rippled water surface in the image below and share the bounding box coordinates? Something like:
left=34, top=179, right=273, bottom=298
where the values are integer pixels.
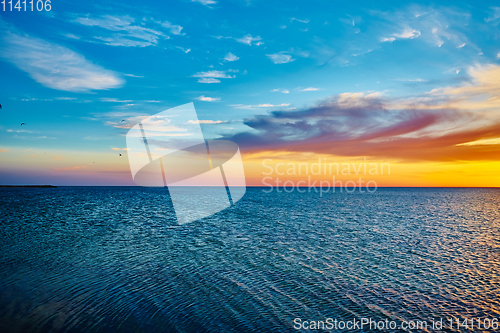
left=0, top=187, right=499, bottom=332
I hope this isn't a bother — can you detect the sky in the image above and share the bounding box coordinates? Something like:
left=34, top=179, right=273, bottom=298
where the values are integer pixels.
left=1, top=0, right=500, bottom=186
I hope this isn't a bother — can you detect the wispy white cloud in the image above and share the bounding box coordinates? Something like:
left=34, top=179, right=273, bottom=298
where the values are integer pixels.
left=381, top=27, right=421, bottom=42
left=101, top=98, right=134, bottom=103
left=0, top=24, right=123, bottom=92
left=64, top=33, right=80, bottom=40
left=7, top=129, right=34, bottom=133
left=195, top=95, right=220, bottom=102
left=188, top=120, right=227, bottom=124
left=71, top=15, right=184, bottom=47
left=376, top=6, right=472, bottom=50
left=212, top=34, right=262, bottom=46
left=300, top=87, right=319, bottom=91
left=444, top=67, right=461, bottom=75
left=257, top=103, right=290, bottom=107
left=71, top=15, right=166, bottom=47
left=212, top=35, right=232, bottom=40
left=192, top=70, right=234, bottom=78
left=380, top=37, right=394, bottom=42
left=395, top=78, right=427, bottom=82
left=124, top=73, right=144, bottom=78
left=267, top=52, right=295, bottom=64
left=192, top=0, right=216, bottom=5
left=235, top=34, right=262, bottom=46
left=231, top=103, right=290, bottom=109
left=395, top=28, right=421, bottom=39
left=192, top=70, right=234, bottom=83
left=291, top=17, right=310, bottom=23
left=197, top=78, right=219, bottom=83
left=176, top=46, right=191, bottom=53
left=485, top=7, right=500, bottom=22
left=224, top=52, right=239, bottom=61
left=157, top=21, right=184, bottom=35
left=272, top=88, right=289, bottom=94
left=21, top=97, right=56, bottom=102
left=97, top=35, right=157, bottom=47
left=56, top=97, right=77, bottom=100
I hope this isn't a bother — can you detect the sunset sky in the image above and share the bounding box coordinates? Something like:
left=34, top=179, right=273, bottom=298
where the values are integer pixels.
left=1, top=1, right=500, bottom=186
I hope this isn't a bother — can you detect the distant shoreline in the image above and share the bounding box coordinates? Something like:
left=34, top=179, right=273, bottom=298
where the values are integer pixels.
left=0, top=185, right=57, bottom=188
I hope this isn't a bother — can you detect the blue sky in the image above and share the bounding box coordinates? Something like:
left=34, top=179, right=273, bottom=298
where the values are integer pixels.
left=1, top=0, right=500, bottom=185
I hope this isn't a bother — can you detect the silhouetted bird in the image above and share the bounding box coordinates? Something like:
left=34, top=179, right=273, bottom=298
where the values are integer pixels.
left=0, top=104, right=2, bottom=109
left=119, top=154, right=122, bottom=157
left=20, top=123, right=25, bottom=126
left=121, top=119, right=125, bottom=122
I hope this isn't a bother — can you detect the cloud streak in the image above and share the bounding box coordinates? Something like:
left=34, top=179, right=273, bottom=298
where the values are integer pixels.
left=272, top=88, right=290, bottom=94
left=290, top=17, right=310, bottom=24
left=70, top=15, right=185, bottom=47
left=188, top=120, right=227, bottom=124
left=0, top=23, right=123, bottom=93
left=197, top=78, right=220, bottom=83
left=267, top=53, right=295, bottom=64
left=235, top=34, right=262, bottom=46
left=191, top=70, right=235, bottom=83
left=158, top=21, right=184, bottom=35
left=195, top=95, right=220, bottom=102
left=224, top=52, right=239, bottom=61
left=381, top=28, right=421, bottom=42
left=192, top=0, right=216, bottom=5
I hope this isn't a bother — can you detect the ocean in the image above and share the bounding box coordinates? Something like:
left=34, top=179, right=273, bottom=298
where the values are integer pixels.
left=0, top=187, right=499, bottom=332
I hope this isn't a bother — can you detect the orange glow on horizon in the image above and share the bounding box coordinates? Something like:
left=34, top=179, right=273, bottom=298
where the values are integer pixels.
left=1, top=146, right=500, bottom=187
left=241, top=151, right=500, bottom=188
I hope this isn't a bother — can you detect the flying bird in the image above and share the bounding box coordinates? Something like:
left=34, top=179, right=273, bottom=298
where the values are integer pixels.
left=119, top=154, right=122, bottom=157
left=121, top=119, right=125, bottom=122
left=20, top=123, right=25, bottom=126
left=0, top=104, right=2, bottom=109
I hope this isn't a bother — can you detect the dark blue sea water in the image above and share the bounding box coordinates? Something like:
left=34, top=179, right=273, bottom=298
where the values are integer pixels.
left=0, top=187, right=499, bottom=332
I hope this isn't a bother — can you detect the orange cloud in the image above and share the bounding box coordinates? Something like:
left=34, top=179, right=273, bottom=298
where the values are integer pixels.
left=224, top=65, right=500, bottom=163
